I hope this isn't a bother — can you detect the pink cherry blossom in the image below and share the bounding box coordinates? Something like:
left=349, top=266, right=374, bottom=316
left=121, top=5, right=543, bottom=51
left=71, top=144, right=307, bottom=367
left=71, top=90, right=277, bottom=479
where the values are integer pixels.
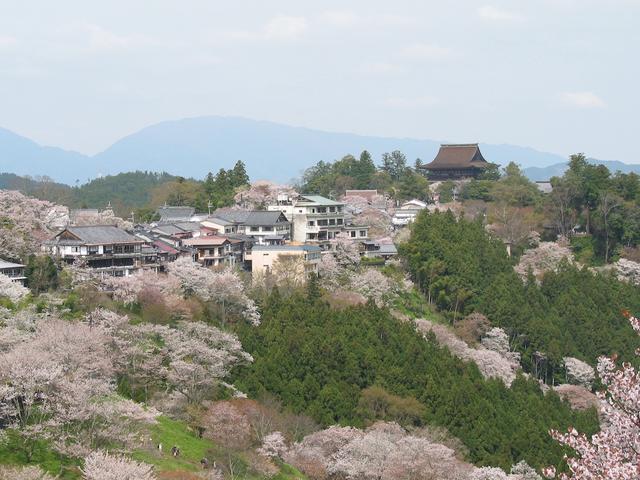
left=546, top=313, right=640, bottom=480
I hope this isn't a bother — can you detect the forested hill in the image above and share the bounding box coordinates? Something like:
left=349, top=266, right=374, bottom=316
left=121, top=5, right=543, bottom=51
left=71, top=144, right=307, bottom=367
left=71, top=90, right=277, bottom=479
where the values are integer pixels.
left=0, top=171, right=178, bottom=215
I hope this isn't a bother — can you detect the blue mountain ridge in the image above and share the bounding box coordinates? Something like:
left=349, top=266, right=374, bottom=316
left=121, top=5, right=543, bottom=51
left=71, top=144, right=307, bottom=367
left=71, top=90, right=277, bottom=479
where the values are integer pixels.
left=0, top=116, right=636, bottom=184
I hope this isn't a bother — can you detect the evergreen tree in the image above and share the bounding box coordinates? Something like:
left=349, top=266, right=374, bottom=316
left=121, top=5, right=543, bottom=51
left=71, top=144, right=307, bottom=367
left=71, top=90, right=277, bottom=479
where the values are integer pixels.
left=380, top=150, right=408, bottom=181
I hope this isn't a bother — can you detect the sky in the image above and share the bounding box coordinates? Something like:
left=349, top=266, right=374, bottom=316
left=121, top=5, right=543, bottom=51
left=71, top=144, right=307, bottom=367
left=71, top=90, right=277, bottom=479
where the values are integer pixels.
left=0, top=0, right=638, bottom=162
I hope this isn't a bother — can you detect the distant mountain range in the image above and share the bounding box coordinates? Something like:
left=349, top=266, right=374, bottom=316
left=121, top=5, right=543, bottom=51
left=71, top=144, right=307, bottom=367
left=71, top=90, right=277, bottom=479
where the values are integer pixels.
left=523, top=159, right=640, bottom=182
left=0, top=116, right=637, bottom=184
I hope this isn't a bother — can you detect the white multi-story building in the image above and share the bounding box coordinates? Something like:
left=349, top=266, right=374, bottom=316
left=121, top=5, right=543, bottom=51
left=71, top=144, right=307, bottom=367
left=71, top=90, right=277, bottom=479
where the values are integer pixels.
left=268, top=194, right=366, bottom=245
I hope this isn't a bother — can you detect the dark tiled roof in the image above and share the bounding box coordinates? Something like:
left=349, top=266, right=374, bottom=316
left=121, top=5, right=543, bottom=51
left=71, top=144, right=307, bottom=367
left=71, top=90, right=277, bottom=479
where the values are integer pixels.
left=421, top=144, right=489, bottom=170
left=172, top=222, right=201, bottom=231
left=205, top=217, right=235, bottom=226
left=56, top=225, right=141, bottom=244
left=153, top=225, right=184, bottom=235
left=157, top=206, right=195, bottom=221
left=212, top=210, right=289, bottom=226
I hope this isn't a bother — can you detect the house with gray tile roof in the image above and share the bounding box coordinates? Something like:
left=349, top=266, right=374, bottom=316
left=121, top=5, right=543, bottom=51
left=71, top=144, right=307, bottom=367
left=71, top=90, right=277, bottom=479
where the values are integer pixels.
left=0, top=259, right=26, bottom=284
left=201, top=210, right=290, bottom=245
left=157, top=206, right=196, bottom=223
left=43, top=225, right=148, bottom=277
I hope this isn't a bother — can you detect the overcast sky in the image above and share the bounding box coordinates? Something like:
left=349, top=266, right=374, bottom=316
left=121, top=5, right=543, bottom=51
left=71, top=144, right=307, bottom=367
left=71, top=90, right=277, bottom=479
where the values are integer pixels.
left=0, top=1, right=638, bottom=162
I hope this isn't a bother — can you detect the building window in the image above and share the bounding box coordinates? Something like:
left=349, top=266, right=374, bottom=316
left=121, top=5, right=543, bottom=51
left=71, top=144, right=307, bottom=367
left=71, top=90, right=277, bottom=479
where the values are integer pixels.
left=329, top=206, right=335, bottom=212
left=250, top=226, right=259, bottom=232
left=308, top=221, right=315, bottom=226
left=350, top=231, right=356, bottom=238
left=337, top=219, right=343, bottom=225
left=359, top=230, right=367, bottom=237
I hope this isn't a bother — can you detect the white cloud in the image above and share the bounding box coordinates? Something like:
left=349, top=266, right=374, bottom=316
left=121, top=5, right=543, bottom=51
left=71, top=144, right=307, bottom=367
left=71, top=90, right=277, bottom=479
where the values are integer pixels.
left=0, top=35, right=17, bottom=49
left=384, top=96, right=439, bottom=109
left=360, top=62, right=405, bottom=75
left=78, top=23, right=160, bottom=52
left=478, top=6, right=524, bottom=22
left=561, top=91, right=607, bottom=108
left=371, top=14, right=417, bottom=28
left=320, top=11, right=360, bottom=28
left=264, top=15, right=308, bottom=40
left=83, top=24, right=130, bottom=50
left=401, top=43, right=452, bottom=61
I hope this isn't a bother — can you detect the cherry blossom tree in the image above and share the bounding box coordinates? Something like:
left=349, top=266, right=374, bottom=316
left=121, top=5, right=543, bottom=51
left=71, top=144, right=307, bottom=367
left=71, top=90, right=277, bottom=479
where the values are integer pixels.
left=0, top=273, right=29, bottom=303
left=552, top=384, right=598, bottom=412
left=473, top=464, right=543, bottom=479
left=515, top=242, right=574, bottom=280
left=71, top=207, right=132, bottom=230
left=163, top=321, right=253, bottom=404
left=614, top=258, right=640, bottom=286
left=99, top=270, right=194, bottom=321
left=416, top=319, right=520, bottom=386
left=0, top=307, right=38, bottom=351
left=0, top=316, right=158, bottom=455
left=168, top=258, right=260, bottom=325
left=545, top=313, right=640, bottom=480
left=81, top=451, right=155, bottom=480
left=354, top=207, right=393, bottom=238
left=287, top=422, right=473, bottom=480
left=270, top=254, right=308, bottom=290
left=202, top=399, right=254, bottom=449
left=234, top=181, right=297, bottom=209
left=342, top=195, right=370, bottom=211
left=349, top=268, right=395, bottom=307
left=113, top=321, right=252, bottom=405
left=284, top=425, right=362, bottom=479
left=0, top=465, right=56, bottom=480
left=562, top=357, right=595, bottom=388
left=331, top=233, right=361, bottom=269
left=318, top=253, right=344, bottom=291
left=482, top=327, right=521, bottom=365
left=0, top=190, right=68, bottom=260
left=258, top=431, right=288, bottom=459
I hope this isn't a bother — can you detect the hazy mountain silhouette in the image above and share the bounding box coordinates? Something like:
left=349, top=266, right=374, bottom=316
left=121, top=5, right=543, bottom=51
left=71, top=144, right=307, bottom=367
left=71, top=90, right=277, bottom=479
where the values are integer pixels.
left=524, top=159, right=640, bottom=181
left=1, top=116, right=634, bottom=184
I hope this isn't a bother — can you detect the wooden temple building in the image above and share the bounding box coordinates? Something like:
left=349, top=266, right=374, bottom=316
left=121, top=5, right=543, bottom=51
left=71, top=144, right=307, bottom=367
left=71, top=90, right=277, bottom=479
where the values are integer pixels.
left=419, top=143, right=490, bottom=180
